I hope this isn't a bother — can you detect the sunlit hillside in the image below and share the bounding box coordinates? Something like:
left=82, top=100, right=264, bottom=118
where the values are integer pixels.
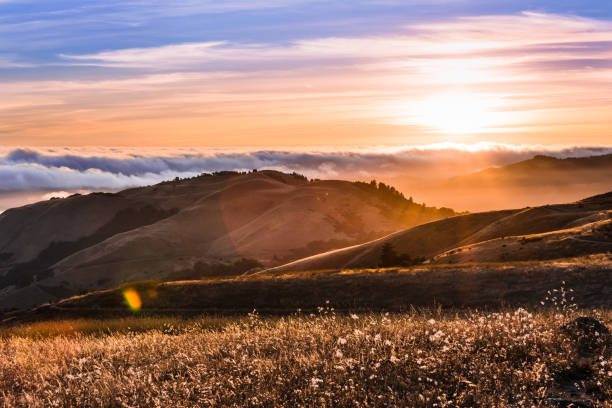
left=0, top=171, right=455, bottom=310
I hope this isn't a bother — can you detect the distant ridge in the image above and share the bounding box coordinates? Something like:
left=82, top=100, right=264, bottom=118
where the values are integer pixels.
left=411, top=153, right=612, bottom=211
left=453, top=153, right=612, bottom=185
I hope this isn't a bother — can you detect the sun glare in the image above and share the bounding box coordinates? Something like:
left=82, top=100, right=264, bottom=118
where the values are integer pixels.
left=417, top=93, right=494, bottom=135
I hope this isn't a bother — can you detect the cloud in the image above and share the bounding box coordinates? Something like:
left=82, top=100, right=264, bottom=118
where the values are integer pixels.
left=1, top=144, right=610, bottom=193
left=0, top=55, right=33, bottom=68
left=58, top=12, right=612, bottom=70
left=1, top=12, right=611, bottom=147
left=0, top=10, right=611, bottom=150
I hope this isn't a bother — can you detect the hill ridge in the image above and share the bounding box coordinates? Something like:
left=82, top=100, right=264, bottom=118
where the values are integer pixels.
left=0, top=170, right=457, bottom=310
left=265, top=191, right=612, bottom=273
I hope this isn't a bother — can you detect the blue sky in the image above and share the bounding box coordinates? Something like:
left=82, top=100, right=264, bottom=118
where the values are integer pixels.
left=2, top=0, right=612, bottom=77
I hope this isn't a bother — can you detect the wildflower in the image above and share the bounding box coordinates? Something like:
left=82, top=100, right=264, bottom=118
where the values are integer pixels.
left=337, top=337, right=347, bottom=345
left=310, top=377, right=323, bottom=388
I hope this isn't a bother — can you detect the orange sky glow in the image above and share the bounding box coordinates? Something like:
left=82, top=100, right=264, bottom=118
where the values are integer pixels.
left=1, top=12, right=612, bottom=147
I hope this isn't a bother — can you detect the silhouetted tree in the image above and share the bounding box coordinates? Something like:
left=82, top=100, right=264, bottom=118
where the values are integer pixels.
left=379, top=243, right=425, bottom=267
left=380, top=243, right=403, bottom=267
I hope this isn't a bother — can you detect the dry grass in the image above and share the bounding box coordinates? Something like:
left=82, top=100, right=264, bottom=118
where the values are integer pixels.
left=1, top=305, right=612, bottom=407
left=10, top=255, right=610, bottom=324
left=0, top=316, right=234, bottom=340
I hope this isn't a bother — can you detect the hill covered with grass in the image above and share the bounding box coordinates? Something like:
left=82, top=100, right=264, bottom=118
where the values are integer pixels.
left=268, top=192, right=612, bottom=273
left=2, top=254, right=610, bottom=325
left=0, top=171, right=455, bottom=310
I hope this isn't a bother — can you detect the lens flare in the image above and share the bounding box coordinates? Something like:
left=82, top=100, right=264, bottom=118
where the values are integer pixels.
left=122, top=288, right=142, bottom=312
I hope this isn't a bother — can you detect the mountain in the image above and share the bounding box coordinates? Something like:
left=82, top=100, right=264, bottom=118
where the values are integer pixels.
left=267, top=191, right=612, bottom=273
left=400, top=153, right=612, bottom=212
left=0, top=170, right=456, bottom=310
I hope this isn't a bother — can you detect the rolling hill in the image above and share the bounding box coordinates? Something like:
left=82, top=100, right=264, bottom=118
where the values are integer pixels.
left=267, top=191, right=612, bottom=273
left=3, top=190, right=612, bottom=322
left=403, top=153, right=612, bottom=211
left=0, top=170, right=455, bottom=310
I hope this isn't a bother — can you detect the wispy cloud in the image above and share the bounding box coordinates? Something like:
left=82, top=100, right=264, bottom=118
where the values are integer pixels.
left=1, top=12, right=610, bottom=146
left=0, top=54, right=33, bottom=68
left=58, top=12, right=612, bottom=70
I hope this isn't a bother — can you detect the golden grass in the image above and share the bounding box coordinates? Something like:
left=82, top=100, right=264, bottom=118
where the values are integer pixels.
left=0, top=316, right=235, bottom=340
left=1, top=307, right=611, bottom=407
left=22, top=255, right=610, bottom=320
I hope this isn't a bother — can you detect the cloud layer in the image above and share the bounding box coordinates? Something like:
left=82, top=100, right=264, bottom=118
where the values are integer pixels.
left=1, top=144, right=611, bottom=193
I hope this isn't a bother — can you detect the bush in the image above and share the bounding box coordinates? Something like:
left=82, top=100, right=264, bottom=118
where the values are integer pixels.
left=379, top=243, right=424, bottom=267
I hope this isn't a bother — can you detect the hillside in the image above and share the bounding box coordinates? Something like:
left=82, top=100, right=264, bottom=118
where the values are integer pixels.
left=0, top=170, right=455, bottom=310
left=3, top=254, right=612, bottom=324
left=406, top=153, right=612, bottom=211
left=267, top=192, right=612, bottom=273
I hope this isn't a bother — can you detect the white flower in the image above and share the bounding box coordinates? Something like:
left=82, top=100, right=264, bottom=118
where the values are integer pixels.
left=337, top=337, right=347, bottom=345
left=311, top=377, right=323, bottom=388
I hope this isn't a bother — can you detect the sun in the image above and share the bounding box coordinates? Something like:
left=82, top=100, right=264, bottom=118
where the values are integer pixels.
left=417, top=92, right=493, bottom=134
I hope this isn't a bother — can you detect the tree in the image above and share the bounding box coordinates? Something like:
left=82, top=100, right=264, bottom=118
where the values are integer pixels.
left=379, top=243, right=425, bottom=267
left=380, top=243, right=402, bottom=267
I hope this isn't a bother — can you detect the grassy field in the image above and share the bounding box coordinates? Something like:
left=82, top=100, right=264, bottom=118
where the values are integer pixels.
left=1, top=305, right=612, bottom=407
left=5, top=255, right=611, bottom=324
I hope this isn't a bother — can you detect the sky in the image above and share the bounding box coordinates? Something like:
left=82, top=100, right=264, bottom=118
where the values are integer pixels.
left=1, top=1, right=612, bottom=211
left=1, top=0, right=612, bottom=147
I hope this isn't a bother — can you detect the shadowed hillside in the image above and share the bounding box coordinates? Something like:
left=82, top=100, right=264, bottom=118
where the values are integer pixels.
left=0, top=170, right=455, bottom=310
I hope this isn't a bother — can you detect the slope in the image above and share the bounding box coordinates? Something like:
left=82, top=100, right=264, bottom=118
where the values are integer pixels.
left=267, top=192, right=612, bottom=272
left=0, top=170, right=455, bottom=310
